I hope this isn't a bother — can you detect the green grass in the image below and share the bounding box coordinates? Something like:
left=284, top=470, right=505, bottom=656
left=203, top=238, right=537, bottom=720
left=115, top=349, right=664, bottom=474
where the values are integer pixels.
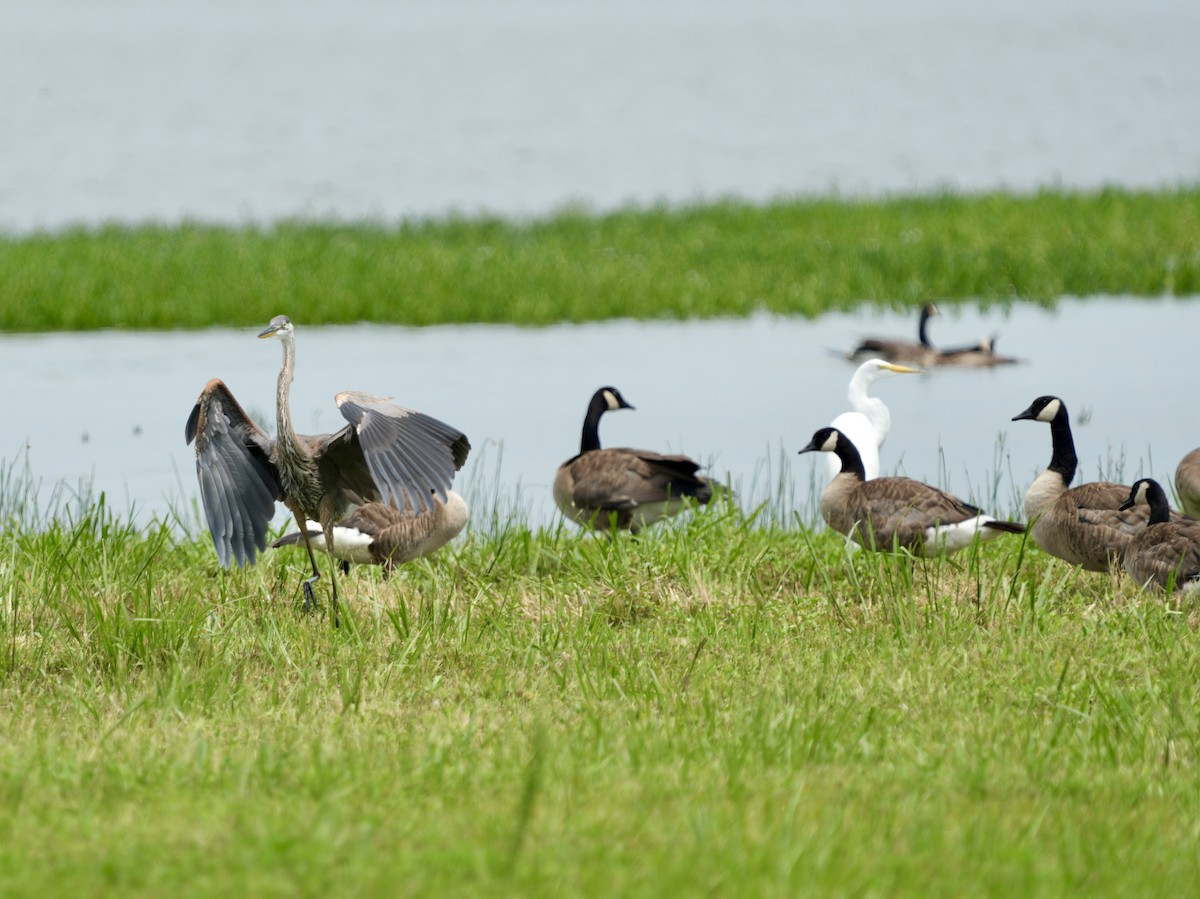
left=2, top=496, right=1199, bottom=896
left=0, top=187, right=1197, bottom=330
left=4, top=189, right=1200, bottom=893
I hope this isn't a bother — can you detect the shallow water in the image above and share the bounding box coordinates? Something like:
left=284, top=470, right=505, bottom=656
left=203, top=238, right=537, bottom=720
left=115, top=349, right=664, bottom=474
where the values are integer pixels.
left=3, top=0, right=1197, bottom=230
left=3, top=296, right=1198, bottom=532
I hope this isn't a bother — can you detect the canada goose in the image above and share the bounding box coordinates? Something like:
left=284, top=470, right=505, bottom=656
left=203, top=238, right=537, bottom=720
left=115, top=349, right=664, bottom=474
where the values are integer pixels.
left=553, top=386, right=714, bottom=533
left=271, top=491, right=468, bottom=576
left=849, top=303, right=939, bottom=365
left=1174, top=448, right=1200, bottom=518
left=1118, top=478, right=1200, bottom=593
left=1011, top=395, right=1175, bottom=571
left=934, top=334, right=1019, bottom=367
left=821, top=358, right=921, bottom=481
left=798, top=427, right=1025, bottom=555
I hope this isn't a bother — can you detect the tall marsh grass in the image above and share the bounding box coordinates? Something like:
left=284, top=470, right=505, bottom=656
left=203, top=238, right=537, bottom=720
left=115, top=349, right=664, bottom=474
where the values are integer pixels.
left=1, top=479, right=1198, bottom=895
left=1, top=187, right=1197, bottom=331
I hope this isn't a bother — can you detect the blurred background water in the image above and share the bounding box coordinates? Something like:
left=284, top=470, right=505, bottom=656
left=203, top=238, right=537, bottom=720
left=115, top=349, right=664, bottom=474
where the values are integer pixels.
left=2, top=0, right=1197, bottom=231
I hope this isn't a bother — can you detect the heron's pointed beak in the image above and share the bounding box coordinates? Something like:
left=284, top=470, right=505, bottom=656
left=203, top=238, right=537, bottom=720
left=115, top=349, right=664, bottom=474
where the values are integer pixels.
left=257, top=324, right=278, bottom=338
left=884, top=363, right=921, bottom=374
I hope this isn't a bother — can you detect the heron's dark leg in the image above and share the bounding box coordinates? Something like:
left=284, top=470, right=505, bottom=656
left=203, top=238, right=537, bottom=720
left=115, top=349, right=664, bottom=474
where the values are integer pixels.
left=293, top=511, right=322, bottom=614
left=324, top=522, right=341, bottom=629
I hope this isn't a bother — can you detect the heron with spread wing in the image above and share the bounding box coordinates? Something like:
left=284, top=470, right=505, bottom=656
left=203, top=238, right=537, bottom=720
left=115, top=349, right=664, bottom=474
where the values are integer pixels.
left=185, top=315, right=470, bottom=622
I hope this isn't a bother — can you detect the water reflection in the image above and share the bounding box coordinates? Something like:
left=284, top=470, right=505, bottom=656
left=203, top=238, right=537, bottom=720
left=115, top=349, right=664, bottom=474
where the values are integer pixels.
left=2, top=296, right=1198, bottom=533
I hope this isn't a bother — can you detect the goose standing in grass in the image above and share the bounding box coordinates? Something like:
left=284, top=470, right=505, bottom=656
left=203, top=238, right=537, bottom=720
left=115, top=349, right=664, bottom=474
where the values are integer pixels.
left=553, top=386, right=715, bottom=533
left=822, top=358, right=921, bottom=481
left=1118, top=478, right=1200, bottom=593
left=849, top=303, right=940, bottom=365
left=1174, top=448, right=1200, bottom=518
left=799, top=427, right=1025, bottom=555
left=271, top=490, right=468, bottom=576
left=1011, top=395, right=1174, bottom=571
left=187, top=314, right=470, bottom=623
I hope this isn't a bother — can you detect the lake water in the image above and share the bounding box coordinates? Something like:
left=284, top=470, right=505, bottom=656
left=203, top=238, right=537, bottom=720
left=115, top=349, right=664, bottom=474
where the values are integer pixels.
left=4, top=297, right=1198, bottom=533
left=3, top=0, right=1197, bottom=231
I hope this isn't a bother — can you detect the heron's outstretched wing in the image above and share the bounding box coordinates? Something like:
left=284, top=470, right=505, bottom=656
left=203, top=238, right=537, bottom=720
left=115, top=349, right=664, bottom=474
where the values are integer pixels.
left=320, top=391, right=470, bottom=515
left=186, top=379, right=280, bottom=567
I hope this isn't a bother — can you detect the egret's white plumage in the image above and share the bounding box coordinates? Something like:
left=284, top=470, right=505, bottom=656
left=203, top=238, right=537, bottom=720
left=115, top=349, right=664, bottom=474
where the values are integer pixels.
left=822, top=359, right=920, bottom=481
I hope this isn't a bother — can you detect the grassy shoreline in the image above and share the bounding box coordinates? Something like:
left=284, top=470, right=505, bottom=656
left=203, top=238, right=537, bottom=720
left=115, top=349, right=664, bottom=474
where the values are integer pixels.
left=2, top=500, right=1200, bottom=894
left=0, top=187, right=1197, bottom=331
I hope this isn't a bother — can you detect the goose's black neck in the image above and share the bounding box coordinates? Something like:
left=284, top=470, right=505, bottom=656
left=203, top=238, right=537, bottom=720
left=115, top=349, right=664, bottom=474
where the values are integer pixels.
left=580, top=393, right=608, bottom=453
left=833, top=437, right=867, bottom=482
left=1145, top=481, right=1171, bottom=525
left=1046, top=407, right=1079, bottom=486
left=918, top=307, right=935, bottom=349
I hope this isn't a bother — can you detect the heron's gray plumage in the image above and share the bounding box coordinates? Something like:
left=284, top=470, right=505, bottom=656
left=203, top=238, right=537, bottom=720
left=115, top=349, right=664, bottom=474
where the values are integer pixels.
left=327, top=391, right=471, bottom=514
left=187, top=315, right=469, bottom=620
left=186, top=379, right=280, bottom=567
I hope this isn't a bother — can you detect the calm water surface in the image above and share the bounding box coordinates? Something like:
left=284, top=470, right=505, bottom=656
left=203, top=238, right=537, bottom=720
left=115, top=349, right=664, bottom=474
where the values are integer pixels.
left=3, top=0, right=1197, bottom=230
left=4, top=297, right=1198, bottom=532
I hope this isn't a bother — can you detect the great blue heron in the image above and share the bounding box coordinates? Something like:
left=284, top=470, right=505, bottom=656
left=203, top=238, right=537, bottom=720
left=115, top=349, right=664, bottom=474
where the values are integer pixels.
left=553, top=386, right=715, bottom=533
left=271, top=491, right=469, bottom=576
left=186, top=314, right=470, bottom=621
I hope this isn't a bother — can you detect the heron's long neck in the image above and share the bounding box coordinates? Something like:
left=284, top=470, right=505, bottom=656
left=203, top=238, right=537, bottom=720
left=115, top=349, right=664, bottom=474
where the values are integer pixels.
left=580, top=396, right=607, bottom=453
left=275, top=335, right=303, bottom=459
left=1046, top=411, right=1078, bottom=486
left=848, top=382, right=889, bottom=441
